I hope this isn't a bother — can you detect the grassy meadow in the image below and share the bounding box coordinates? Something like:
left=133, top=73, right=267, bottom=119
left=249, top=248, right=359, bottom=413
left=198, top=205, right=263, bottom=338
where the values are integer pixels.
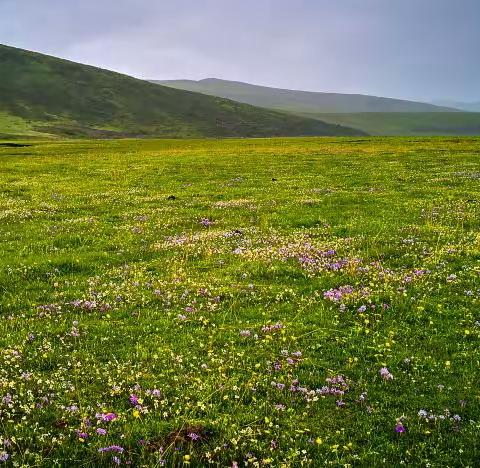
left=0, top=137, right=479, bottom=466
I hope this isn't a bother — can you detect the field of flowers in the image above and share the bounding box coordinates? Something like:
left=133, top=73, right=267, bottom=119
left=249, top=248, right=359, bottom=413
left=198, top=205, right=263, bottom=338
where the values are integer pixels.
left=0, top=136, right=479, bottom=466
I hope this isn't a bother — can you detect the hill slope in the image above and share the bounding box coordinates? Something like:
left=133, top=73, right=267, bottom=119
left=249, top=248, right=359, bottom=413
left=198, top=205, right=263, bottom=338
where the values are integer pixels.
left=0, top=44, right=364, bottom=139
left=299, top=112, right=480, bottom=136
left=155, top=78, right=480, bottom=136
left=155, top=78, right=459, bottom=113
left=431, top=100, right=480, bottom=112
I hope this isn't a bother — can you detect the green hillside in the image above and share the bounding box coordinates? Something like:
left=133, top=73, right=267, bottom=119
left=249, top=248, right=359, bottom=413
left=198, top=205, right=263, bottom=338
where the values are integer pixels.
left=155, top=78, right=458, bottom=113
left=302, top=112, right=480, bottom=136
left=0, top=44, right=364, bottom=139
left=155, top=78, right=480, bottom=136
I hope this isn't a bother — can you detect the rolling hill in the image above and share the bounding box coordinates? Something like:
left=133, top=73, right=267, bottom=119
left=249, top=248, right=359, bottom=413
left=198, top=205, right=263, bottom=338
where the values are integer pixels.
left=155, top=78, right=480, bottom=136
left=0, top=44, right=364, bottom=139
left=297, top=112, right=480, bottom=136
left=155, top=78, right=458, bottom=114
left=431, top=100, right=480, bottom=112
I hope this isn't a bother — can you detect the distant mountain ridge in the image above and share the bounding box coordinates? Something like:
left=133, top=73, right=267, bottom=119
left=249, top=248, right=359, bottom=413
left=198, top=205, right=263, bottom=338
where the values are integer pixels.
left=0, top=44, right=364, bottom=139
left=431, top=100, right=480, bottom=112
left=154, top=78, right=480, bottom=136
left=154, top=78, right=460, bottom=114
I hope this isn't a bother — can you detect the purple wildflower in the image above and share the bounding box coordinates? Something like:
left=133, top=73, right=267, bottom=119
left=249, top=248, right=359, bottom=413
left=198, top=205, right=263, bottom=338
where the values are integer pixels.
left=129, top=394, right=139, bottom=406
left=97, top=412, right=117, bottom=422
left=98, top=445, right=124, bottom=453
left=395, top=424, right=406, bottom=433
left=200, top=218, right=214, bottom=227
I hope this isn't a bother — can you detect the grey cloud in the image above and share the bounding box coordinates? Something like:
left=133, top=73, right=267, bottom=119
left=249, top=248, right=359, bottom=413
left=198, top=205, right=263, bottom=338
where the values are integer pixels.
left=1, top=0, right=479, bottom=101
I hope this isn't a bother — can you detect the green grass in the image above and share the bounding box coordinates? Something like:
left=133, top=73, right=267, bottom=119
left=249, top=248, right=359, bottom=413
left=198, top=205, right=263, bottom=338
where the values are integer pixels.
left=0, top=44, right=363, bottom=139
left=302, top=112, right=480, bottom=136
left=0, top=136, right=479, bottom=466
left=0, top=111, right=50, bottom=139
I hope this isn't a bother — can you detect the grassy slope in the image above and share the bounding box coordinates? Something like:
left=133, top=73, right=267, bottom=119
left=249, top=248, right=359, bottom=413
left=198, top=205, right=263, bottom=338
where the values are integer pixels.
left=0, top=137, right=479, bottom=466
left=0, top=44, right=364, bottom=139
left=300, top=112, right=480, bottom=136
left=156, top=79, right=480, bottom=136
left=156, top=78, right=458, bottom=113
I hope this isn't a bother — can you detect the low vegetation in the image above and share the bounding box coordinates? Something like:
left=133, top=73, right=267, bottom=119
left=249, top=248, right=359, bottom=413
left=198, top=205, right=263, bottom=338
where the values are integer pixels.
left=0, top=45, right=362, bottom=139
left=0, top=137, right=479, bottom=466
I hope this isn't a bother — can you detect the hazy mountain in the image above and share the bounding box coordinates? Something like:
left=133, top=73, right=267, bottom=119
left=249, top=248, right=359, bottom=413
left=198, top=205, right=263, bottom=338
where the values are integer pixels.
left=154, top=78, right=459, bottom=114
left=154, top=78, right=480, bottom=136
left=431, top=100, right=480, bottom=112
left=0, top=45, right=364, bottom=139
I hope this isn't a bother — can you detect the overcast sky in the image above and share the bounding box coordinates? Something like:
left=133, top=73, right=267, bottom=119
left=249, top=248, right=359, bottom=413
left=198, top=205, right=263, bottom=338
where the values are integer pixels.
left=1, top=0, right=479, bottom=102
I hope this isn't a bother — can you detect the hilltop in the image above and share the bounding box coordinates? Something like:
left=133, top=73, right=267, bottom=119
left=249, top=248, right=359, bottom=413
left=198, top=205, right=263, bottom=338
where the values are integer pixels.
left=0, top=45, right=363, bottom=139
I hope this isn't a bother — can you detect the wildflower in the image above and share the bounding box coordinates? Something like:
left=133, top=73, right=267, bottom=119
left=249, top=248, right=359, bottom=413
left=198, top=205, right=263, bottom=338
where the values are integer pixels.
left=188, top=432, right=200, bottom=441
left=98, top=445, right=124, bottom=453
left=395, top=423, right=406, bottom=433
left=239, top=330, right=251, bottom=337
left=98, top=412, right=117, bottom=422
left=112, top=456, right=121, bottom=465
left=418, top=409, right=428, bottom=418
left=200, top=218, right=213, bottom=227
left=129, top=394, right=140, bottom=405
left=357, top=305, right=367, bottom=312
left=379, top=367, right=393, bottom=380
left=0, top=452, right=9, bottom=462
left=261, top=322, right=283, bottom=333
left=323, top=285, right=354, bottom=302
left=2, top=394, right=12, bottom=405
left=96, top=428, right=107, bottom=435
